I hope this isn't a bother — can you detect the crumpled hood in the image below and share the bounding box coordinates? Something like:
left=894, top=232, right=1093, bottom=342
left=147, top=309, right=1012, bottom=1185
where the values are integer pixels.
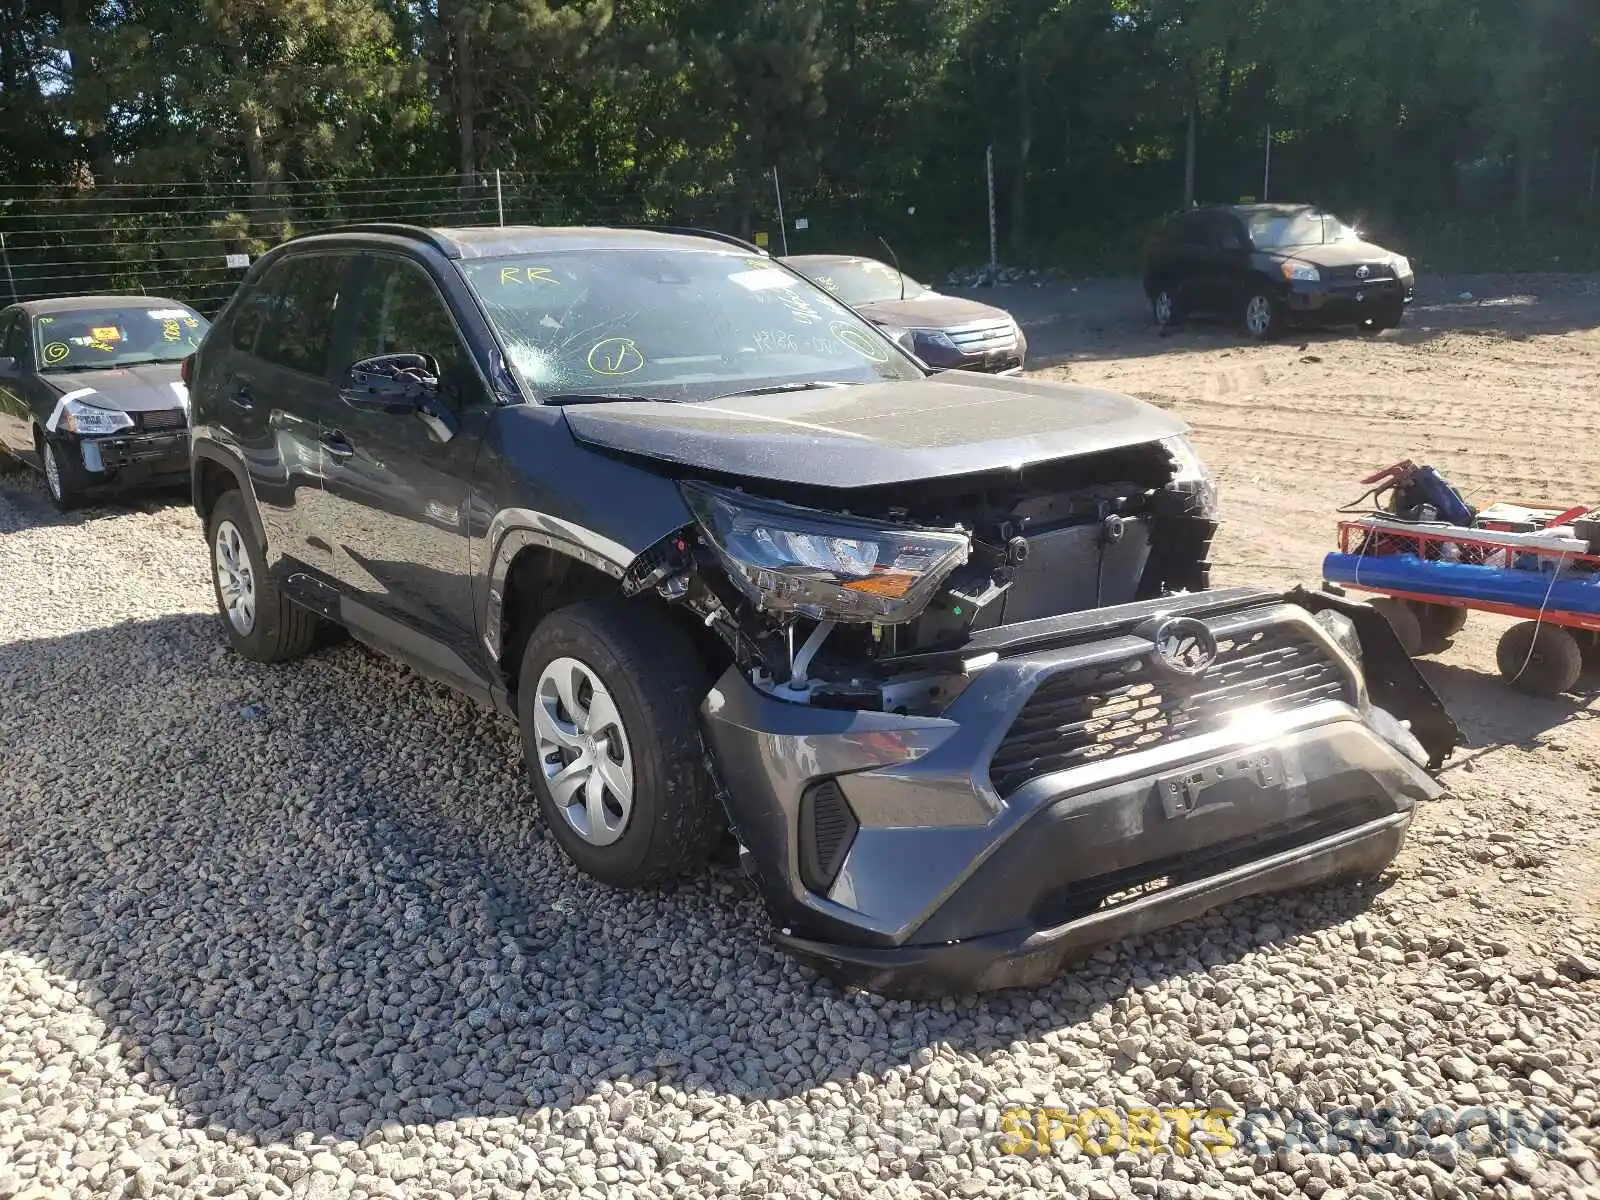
left=561, top=372, right=1187, bottom=488
left=1266, top=239, right=1401, bottom=269
left=41, top=363, right=187, bottom=413
left=854, top=292, right=1016, bottom=331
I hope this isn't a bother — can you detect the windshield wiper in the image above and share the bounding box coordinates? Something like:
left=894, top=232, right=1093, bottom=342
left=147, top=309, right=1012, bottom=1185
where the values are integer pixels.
left=710, top=380, right=850, bottom=401
left=540, top=392, right=678, bottom=406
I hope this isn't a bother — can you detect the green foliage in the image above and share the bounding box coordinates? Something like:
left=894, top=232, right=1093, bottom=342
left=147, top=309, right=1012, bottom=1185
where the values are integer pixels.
left=1, top=0, right=1598, bottom=289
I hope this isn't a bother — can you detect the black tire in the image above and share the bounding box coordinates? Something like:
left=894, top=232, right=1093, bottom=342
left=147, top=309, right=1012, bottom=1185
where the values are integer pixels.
left=1363, top=300, right=1405, bottom=333
left=1497, top=622, right=1583, bottom=697
left=1409, top=601, right=1468, bottom=654
left=1240, top=290, right=1283, bottom=341
left=38, top=433, right=88, bottom=512
left=206, top=489, right=321, bottom=663
left=1150, top=285, right=1182, bottom=329
left=517, top=598, right=722, bottom=888
left=1369, top=596, right=1424, bottom=658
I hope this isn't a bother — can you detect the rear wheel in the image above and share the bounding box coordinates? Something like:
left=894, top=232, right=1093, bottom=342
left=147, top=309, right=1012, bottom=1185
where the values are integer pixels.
left=1241, top=291, right=1282, bottom=341
left=1368, top=596, right=1423, bottom=657
left=1151, top=285, right=1182, bottom=329
left=206, top=490, right=321, bottom=662
left=1497, top=622, right=1583, bottom=697
left=517, top=598, right=722, bottom=887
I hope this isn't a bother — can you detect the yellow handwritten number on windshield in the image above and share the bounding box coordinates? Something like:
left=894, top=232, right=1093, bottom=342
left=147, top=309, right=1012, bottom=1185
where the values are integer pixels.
left=162, top=320, right=182, bottom=342
left=587, top=338, right=645, bottom=376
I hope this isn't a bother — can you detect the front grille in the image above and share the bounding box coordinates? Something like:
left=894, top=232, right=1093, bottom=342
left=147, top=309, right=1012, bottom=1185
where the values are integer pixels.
left=988, top=621, right=1352, bottom=796
left=137, top=408, right=187, bottom=433
left=1325, top=263, right=1394, bottom=283
left=946, top=318, right=1018, bottom=356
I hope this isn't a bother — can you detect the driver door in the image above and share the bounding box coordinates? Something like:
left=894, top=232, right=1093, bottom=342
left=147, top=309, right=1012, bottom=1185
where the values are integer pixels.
left=319, top=253, right=494, bottom=692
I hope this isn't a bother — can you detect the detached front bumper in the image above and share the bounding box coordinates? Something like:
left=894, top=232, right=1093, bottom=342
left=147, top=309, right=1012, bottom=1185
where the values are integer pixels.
left=701, top=587, right=1452, bottom=996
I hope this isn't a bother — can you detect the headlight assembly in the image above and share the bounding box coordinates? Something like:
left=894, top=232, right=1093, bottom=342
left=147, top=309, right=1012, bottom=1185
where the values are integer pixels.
left=57, top=398, right=134, bottom=435
left=681, top=481, right=970, bottom=623
left=912, top=329, right=958, bottom=350
left=1161, top=434, right=1219, bottom=518
left=1280, top=260, right=1321, bottom=282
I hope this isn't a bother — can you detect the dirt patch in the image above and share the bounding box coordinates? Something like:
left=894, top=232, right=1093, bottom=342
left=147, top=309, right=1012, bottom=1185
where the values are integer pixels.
left=1015, top=274, right=1600, bottom=964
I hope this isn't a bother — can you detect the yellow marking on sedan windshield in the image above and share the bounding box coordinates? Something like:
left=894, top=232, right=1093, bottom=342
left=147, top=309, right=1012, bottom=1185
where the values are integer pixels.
left=162, top=320, right=182, bottom=342
left=43, top=341, right=69, bottom=364
left=499, top=266, right=558, bottom=286
left=829, top=321, right=889, bottom=363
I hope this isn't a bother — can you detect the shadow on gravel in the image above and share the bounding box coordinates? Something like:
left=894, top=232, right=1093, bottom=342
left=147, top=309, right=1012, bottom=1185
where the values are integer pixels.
left=1417, top=658, right=1597, bottom=751
left=0, top=471, right=189, bottom=534
left=0, top=610, right=1383, bottom=1146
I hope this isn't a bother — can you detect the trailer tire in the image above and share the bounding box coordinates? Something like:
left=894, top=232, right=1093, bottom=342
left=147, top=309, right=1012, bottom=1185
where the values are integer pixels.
left=1497, top=622, right=1583, bottom=697
left=1409, top=601, right=1468, bottom=653
left=1369, top=597, right=1423, bottom=657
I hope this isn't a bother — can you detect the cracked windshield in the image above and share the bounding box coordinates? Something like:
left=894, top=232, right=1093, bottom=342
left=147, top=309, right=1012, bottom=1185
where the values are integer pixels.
left=463, top=249, right=922, bottom=401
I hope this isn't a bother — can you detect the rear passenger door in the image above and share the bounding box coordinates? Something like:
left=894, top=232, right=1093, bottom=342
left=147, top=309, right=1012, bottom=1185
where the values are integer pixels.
left=218, top=253, right=354, bottom=574
left=1171, top=214, right=1214, bottom=312
left=318, top=253, right=493, bottom=693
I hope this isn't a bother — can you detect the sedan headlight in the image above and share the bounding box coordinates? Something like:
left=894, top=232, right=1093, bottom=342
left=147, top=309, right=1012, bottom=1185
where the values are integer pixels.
left=911, top=328, right=958, bottom=350
left=1391, top=255, right=1412, bottom=278
left=1281, top=260, right=1321, bottom=282
left=58, top=398, right=134, bottom=435
left=682, top=481, right=970, bottom=623
left=1161, top=434, right=1219, bottom=518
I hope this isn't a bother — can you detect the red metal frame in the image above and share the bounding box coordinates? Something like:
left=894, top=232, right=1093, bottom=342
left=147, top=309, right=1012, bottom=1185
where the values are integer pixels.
left=1334, top=520, right=1600, bottom=634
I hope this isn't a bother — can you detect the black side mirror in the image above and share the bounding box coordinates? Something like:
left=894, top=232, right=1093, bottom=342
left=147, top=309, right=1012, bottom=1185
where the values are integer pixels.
left=341, top=353, right=440, bottom=414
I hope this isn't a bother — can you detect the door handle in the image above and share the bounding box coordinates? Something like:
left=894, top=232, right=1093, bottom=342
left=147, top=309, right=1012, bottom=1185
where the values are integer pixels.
left=228, top=385, right=254, bottom=410
left=320, top=430, right=355, bottom=459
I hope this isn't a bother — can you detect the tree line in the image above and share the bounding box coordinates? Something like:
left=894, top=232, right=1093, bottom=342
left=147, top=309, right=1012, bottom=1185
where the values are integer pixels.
left=1, top=0, right=1598, bottom=287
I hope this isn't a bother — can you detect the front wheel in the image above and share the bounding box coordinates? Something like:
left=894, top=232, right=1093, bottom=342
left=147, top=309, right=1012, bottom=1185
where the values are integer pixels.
left=1363, top=300, right=1405, bottom=333
left=517, top=598, right=723, bottom=887
left=1241, top=291, right=1282, bottom=341
left=38, top=434, right=88, bottom=511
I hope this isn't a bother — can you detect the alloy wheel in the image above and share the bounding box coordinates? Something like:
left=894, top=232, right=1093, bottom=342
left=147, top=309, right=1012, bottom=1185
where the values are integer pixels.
left=1154, top=290, right=1174, bottom=325
left=533, top=656, right=635, bottom=847
left=213, top=519, right=257, bottom=635
left=1245, top=295, right=1274, bottom=337
left=43, top=443, right=62, bottom=501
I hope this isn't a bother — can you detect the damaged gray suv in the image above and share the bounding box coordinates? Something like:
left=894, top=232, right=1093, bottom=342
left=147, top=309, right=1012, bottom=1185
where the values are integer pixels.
left=188, top=224, right=1460, bottom=995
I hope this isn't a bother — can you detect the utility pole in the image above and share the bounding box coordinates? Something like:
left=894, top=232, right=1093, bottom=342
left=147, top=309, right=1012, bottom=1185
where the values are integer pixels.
left=986, top=145, right=997, bottom=275
left=495, top=170, right=504, bottom=227
left=0, top=232, right=16, bottom=305
left=771, top=167, right=789, bottom=255
left=1263, top=124, right=1272, bottom=202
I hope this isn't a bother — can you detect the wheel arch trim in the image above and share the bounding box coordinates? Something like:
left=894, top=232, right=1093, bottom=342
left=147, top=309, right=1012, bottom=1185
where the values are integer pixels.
left=481, top=508, right=632, bottom=664
left=190, top=438, right=268, bottom=549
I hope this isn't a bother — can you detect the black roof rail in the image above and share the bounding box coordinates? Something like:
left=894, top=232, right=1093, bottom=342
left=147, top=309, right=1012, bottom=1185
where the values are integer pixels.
left=627, top=225, right=769, bottom=255
left=284, top=223, right=461, bottom=257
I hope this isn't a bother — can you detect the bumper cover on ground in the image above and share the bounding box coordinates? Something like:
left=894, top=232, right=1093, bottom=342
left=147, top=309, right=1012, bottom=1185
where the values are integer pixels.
left=701, top=587, right=1450, bottom=995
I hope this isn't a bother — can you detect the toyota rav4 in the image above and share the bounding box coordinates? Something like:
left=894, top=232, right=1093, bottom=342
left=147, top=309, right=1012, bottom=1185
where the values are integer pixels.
left=187, top=224, right=1459, bottom=995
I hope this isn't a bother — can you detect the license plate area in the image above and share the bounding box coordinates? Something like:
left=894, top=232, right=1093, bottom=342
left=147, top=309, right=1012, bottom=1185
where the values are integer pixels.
left=1158, top=749, right=1283, bottom=819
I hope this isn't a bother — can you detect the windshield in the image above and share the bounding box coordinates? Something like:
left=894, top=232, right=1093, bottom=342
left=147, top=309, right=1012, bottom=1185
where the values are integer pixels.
left=461, top=249, right=923, bottom=401
left=34, top=305, right=208, bottom=372
left=1244, top=210, right=1360, bottom=250
left=790, top=257, right=927, bottom=306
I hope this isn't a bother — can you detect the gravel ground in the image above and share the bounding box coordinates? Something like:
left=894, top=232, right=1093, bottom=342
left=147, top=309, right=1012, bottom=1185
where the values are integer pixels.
left=3, top=278, right=1600, bottom=1200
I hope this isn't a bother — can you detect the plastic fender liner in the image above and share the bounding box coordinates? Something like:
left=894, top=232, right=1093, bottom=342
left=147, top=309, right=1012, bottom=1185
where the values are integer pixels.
left=1289, top=584, right=1462, bottom=769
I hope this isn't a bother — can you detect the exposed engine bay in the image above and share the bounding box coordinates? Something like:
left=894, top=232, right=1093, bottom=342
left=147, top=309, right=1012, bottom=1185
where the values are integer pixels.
left=622, top=439, right=1219, bottom=716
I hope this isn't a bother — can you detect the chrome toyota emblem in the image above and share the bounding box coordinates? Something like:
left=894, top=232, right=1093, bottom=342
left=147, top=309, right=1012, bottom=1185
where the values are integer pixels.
left=1355, top=264, right=1371, bottom=280
left=1151, top=617, right=1218, bottom=676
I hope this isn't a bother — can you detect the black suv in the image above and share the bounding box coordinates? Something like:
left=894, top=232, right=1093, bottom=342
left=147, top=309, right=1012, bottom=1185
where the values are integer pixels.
left=1143, top=204, right=1416, bottom=339
left=188, top=224, right=1457, bottom=994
